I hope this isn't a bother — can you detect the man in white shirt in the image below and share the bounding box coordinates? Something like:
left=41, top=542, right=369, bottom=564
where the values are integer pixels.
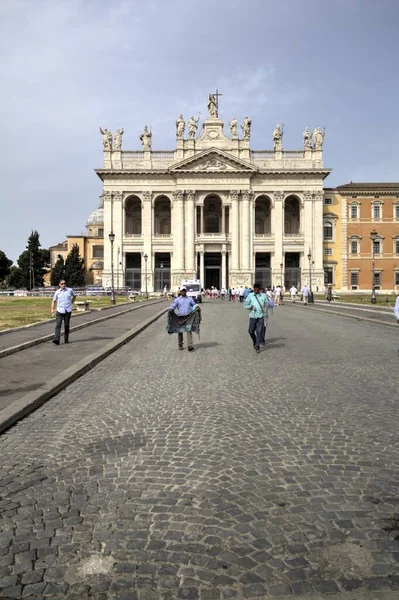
left=51, top=280, right=77, bottom=345
left=274, top=285, right=281, bottom=305
left=290, top=285, right=297, bottom=303
left=301, top=285, right=310, bottom=305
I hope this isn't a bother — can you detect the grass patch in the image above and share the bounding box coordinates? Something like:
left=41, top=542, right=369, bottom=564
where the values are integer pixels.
left=313, top=294, right=393, bottom=305
left=0, top=296, right=131, bottom=331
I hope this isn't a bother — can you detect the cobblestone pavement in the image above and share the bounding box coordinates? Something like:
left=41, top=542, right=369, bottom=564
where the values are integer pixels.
left=0, top=301, right=399, bottom=599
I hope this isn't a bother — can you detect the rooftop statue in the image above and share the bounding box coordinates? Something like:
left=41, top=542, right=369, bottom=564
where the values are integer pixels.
left=273, top=123, right=283, bottom=151
left=313, top=127, right=325, bottom=150
left=176, top=114, right=185, bottom=139
left=207, top=93, right=218, bottom=118
left=241, top=116, right=251, bottom=140
left=303, top=127, right=312, bottom=150
left=113, top=128, right=124, bottom=151
left=188, top=115, right=199, bottom=139
left=99, top=127, right=112, bottom=151
left=229, top=117, right=238, bottom=138
left=140, top=125, right=152, bottom=150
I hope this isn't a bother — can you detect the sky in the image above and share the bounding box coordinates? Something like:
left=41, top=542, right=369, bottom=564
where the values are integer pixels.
left=1, top=0, right=399, bottom=262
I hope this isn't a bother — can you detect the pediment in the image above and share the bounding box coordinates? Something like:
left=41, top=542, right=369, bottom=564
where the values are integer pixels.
left=169, top=148, right=258, bottom=173
left=324, top=211, right=339, bottom=220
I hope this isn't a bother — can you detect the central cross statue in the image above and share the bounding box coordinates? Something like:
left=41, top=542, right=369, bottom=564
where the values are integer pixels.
left=208, top=89, right=222, bottom=118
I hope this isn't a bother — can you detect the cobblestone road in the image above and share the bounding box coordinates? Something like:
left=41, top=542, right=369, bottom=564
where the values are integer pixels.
left=1, top=301, right=399, bottom=599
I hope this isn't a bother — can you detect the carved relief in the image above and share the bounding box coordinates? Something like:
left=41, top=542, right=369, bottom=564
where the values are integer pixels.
left=274, top=191, right=284, bottom=202
left=172, top=190, right=184, bottom=201
left=303, top=191, right=313, bottom=201
left=142, top=191, right=152, bottom=202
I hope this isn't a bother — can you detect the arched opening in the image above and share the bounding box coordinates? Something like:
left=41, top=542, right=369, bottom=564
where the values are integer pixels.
left=154, top=196, right=171, bottom=235
left=204, top=195, right=222, bottom=233
left=125, top=196, right=142, bottom=235
left=324, top=221, right=333, bottom=240
left=255, top=196, right=272, bottom=234
left=284, top=196, right=300, bottom=234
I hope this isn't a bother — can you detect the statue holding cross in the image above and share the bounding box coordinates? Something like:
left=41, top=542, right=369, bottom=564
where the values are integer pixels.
left=207, top=89, right=222, bottom=118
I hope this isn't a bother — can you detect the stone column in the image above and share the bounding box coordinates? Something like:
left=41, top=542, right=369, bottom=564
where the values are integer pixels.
left=222, top=205, right=226, bottom=234
left=222, top=249, right=227, bottom=289
left=200, top=204, right=204, bottom=234
left=230, top=191, right=240, bottom=271
left=172, top=190, right=185, bottom=276
left=200, top=250, right=205, bottom=286
left=185, top=190, right=195, bottom=278
left=313, top=191, right=325, bottom=289
left=113, top=192, right=123, bottom=288
left=241, top=191, right=250, bottom=271
left=141, top=191, right=153, bottom=292
left=273, top=191, right=284, bottom=281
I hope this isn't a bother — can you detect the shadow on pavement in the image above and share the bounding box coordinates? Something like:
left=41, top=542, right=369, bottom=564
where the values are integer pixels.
left=196, top=341, right=221, bottom=349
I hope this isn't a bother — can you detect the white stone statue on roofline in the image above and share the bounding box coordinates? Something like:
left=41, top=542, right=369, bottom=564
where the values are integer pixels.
left=303, top=127, right=312, bottom=150
left=273, top=123, right=283, bottom=151
left=208, top=93, right=218, bottom=118
left=229, top=117, right=238, bottom=138
left=188, top=115, right=199, bottom=139
left=99, top=127, right=112, bottom=151
left=176, top=114, right=185, bottom=139
left=313, top=127, right=325, bottom=150
left=140, top=125, right=152, bottom=150
left=241, top=116, right=251, bottom=140
left=113, top=128, right=124, bottom=150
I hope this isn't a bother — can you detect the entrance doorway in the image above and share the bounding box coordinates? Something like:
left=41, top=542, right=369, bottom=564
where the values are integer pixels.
left=284, top=252, right=301, bottom=288
left=204, top=252, right=221, bottom=289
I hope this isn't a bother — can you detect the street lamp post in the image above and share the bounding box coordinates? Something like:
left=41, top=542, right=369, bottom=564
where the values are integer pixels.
left=160, top=262, right=164, bottom=295
left=370, top=229, right=378, bottom=304
left=307, top=247, right=314, bottom=304
left=109, top=232, right=116, bottom=305
left=144, top=253, right=148, bottom=299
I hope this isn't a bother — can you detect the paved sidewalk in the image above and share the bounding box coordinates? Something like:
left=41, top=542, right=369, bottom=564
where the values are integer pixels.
left=284, top=300, right=397, bottom=325
left=0, top=301, right=156, bottom=352
left=0, top=301, right=398, bottom=599
left=0, top=301, right=167, bottom=413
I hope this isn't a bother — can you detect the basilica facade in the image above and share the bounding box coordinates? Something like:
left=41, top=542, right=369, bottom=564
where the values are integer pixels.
left=96, top=96, right=331, bottom=292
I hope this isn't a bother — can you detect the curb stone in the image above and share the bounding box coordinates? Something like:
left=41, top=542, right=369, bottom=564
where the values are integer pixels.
left=0, top=305, right=167, bottom=434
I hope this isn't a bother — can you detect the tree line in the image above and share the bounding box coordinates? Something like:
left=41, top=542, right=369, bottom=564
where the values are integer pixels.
left=0, top=231, right=86, bottom=289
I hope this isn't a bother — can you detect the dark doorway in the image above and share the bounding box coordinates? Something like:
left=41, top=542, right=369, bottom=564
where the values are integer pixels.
left=125, top=252, right=141, bottom=290
left=255, top=253, right=272, bottom=288
left=284, top=252, right=301, bottom=288
left=204, top=253, right=221, bottom=289
left=154, top=253, right=170, bottom=291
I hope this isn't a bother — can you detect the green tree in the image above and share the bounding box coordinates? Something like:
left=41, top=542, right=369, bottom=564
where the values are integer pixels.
left=64, top=244, right=85, bottom=287
left=51, top=255, right=66, bottom=286
left=17, top=230, right=46, bottom=289
left=0, top=250, right=13, bottom=284
left=6, top=266, right=23, bottom=288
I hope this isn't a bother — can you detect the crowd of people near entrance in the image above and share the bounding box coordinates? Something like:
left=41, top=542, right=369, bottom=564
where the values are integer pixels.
left=201, top=284, right=313, bottom=304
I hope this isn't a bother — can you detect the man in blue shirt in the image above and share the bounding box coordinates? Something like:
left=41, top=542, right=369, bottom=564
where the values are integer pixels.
left=51, top=280, right=77, bottom=345
left=169, top=286, right=197, bottom=351
left=243, top=282, right=268, bottom=353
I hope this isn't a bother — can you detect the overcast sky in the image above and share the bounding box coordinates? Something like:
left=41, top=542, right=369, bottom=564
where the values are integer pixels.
left=1, top=0, right=398, bottom=262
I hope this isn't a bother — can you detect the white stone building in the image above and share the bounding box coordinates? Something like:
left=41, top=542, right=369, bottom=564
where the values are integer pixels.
left=96, top=98, right=331, bottom=292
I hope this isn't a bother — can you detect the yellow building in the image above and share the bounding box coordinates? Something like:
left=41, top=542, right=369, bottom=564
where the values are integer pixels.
left=323, top=189, right=343, bottom=290
left=49, top=207, right=104, bottom=285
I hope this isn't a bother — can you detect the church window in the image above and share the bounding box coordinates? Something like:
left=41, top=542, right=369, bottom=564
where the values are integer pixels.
left=324, top=267, right=334, bottom=285
left=92, top=245, right=104, bottom=259
left=323, top=221, right=333, bottom=240
left=373, top=240, right=381, bottom=255
left=372, top=203, right=381, bottom=219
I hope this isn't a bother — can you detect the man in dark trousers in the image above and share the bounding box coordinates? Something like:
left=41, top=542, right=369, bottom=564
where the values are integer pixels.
left=51, top=280, right=77, bottom=345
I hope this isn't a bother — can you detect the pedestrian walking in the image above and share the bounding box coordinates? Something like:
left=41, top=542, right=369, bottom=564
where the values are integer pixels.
left=274, top=285, right=281, bottom=306
left=231, top=287, right=236, bottom=301
left=51, top=279, right=77, bottom=345
left=168, top=286, right=199, bottom=351
left=290, top=285, right=297, bottom=303
left=243, top=283, right=268, bottom=353
left=301, top=284, right=310, bottom=305
left=220, top=287, right=226, bottom=300
left=228, top=287, right=232, bottom=301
